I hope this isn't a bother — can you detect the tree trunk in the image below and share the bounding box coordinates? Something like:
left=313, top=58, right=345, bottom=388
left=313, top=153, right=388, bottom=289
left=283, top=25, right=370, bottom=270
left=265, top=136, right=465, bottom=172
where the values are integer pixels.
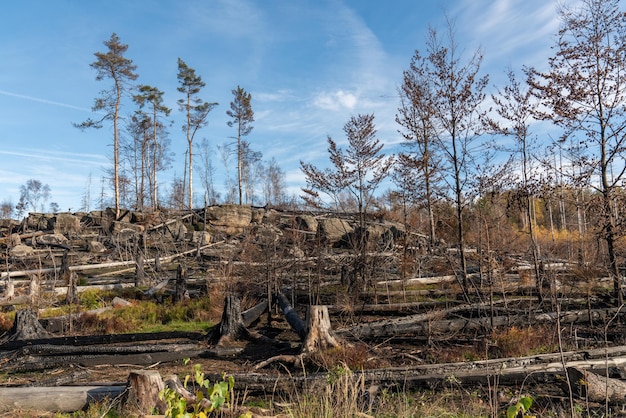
left=567, top=367, right=626, bottom=403
left=126, top=370, right=166, bottom=415
left=217, top=294, right=248, bottom=344
left=302, top=305, right=342, bottom=353
left=7, top=308, right=50, bottom=341
left=275, top=292, right=307, bottom=340
left=173, top=264, right=189, bottom=303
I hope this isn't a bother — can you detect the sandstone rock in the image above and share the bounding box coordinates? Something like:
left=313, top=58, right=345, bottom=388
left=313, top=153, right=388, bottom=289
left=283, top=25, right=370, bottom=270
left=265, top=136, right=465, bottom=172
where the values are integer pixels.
left=87, top=240, right=107, bottom=253
left=110, top=221, right=145, bottom=235
left=7, top=233, right=21, bottom=247
left=187, top=231, right=211, bottom=244
left=296, top=215, right=318, bottom=233
left=26, top=213, right=53, bottom=230
left=251, top=208, right=265, bottom=224
left=52, top=213, right=81, bottom=235
left=318, top=218, right=354, bottom=246
left=36, top=233, right=69, bottom=247
left=206, top=204, right=252, bottom=235
left=10, top=244, right=34, bottom=257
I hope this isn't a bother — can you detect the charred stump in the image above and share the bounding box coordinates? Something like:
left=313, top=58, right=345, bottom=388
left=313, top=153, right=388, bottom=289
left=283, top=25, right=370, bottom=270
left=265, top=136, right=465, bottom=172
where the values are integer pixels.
left=217, top=295, right=249, bottom=344
left=173, top=264, right=189, bottom=303
left=6, top=308, right=51, bottom=342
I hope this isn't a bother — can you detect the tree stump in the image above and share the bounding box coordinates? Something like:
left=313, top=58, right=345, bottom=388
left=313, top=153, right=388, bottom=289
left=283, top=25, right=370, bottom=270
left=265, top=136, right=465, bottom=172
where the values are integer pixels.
left=302, top=305, right=342, bottom=353
left=7, top=308, right=51, bottom=341
left=135, top=246, right=146, bottom=287
left=126, top=370, right=165, bottom=414
left=173, top=264, right=189, bottom=303
left=217, top=295, right=249, bottom=344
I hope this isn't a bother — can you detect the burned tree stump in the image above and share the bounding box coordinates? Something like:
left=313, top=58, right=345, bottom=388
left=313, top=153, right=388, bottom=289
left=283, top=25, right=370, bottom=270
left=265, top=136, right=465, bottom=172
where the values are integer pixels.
left=173, top=264, right=189, bottom=303
left=302, top=305, right=342, bottom=353
left=126, top=370, right=165, bottom=414
left=63, top=250, right=78, bottom=305
left=6, top=308, right=50, bottom=342
left=135, top=246, right=146, bottom=287
left=217, top=295, right=249, bottom=344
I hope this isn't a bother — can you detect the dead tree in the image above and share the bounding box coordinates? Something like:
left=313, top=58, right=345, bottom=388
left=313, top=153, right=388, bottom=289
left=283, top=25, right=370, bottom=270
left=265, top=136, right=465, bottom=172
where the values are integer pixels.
left=217, top=294, right=249, bottom=344
left=173, top=264, right=189, bottom=303
left=62, top=250, right=78, bottom=305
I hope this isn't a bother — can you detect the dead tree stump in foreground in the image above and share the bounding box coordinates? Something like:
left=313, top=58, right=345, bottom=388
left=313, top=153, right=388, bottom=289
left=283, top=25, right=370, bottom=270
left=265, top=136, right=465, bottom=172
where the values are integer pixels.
left=126, top=370, right=165, bottom=414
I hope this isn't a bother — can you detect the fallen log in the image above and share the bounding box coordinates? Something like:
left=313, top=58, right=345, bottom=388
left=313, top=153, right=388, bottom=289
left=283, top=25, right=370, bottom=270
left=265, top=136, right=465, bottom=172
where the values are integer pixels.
left=275, top=292, right=306, bottom=340
left=567, top=366, right=626, bottom=403
left=0, top=385, right=126, bottom=413
left=337, top=306, right=626, bottom=340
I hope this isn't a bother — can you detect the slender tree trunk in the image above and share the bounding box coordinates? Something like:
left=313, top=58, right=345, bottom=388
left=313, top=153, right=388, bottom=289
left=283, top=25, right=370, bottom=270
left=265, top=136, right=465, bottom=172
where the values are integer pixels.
left=114, top=84, right=121, bottom=218
left=238, top=133, right=243, bottom=205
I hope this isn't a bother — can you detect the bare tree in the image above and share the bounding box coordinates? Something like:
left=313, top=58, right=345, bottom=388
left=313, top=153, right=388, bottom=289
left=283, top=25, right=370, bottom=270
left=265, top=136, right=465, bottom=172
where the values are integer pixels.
left=396, top=50, right=442, bottom=250
left=301, top=114, right=393, bottom=292
left=177, top=58, right=218, bottom=210
left=198, top=138, right=220, bottom=205
left=19, top=180, right=51, bottom=213
left=75, top=33, right=138, bottom=218
left=422, top=20, right=489, bottom=297
left=526, top=0, right=626, bottom=304
left=485, top=68, right=545, bottom=302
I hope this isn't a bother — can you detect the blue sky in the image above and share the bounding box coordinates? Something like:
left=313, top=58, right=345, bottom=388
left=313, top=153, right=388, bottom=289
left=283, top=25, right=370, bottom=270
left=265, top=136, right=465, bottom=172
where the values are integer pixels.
left=0, top=0, right=570, bottom=213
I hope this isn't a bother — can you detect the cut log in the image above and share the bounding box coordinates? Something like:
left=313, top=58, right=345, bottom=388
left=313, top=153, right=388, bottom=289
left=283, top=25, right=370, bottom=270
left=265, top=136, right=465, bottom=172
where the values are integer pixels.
left=567, top=366, right=626, bottom=403
left=0, top=385, right=126, bottom=413
left=242, top=299, right=268, bottom=328
left=126, top=370, right=166, bottom=414
left=337, top=306, right=626, bottom=340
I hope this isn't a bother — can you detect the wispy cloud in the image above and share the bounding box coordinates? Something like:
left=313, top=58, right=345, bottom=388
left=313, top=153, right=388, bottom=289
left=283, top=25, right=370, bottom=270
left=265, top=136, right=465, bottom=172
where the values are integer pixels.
left=313, top=90, right=358, bottom=111
left=0, top=90, right=93, bottom=112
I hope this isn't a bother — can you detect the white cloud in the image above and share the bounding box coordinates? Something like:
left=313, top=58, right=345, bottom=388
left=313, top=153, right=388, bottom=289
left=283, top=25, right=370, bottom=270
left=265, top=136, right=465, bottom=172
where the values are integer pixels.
left=313, top=90, right=358, bottom=111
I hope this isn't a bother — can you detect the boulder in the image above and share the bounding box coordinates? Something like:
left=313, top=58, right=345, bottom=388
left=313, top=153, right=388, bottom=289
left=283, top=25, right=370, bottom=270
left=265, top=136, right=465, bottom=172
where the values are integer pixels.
left=26, top=213, right=53, bottom=230
left=7, top=233, right=21, bottom=247
left=36, top=233, right=70, bottom=247
left=110, top=221, right=145, bottom=235
left=87, top=240, right=107, bottom=253
left=318, top=218, right=354, bottom=246
left=10, top=244, right=34, bottom=257
left=187, top=231, right=211, bottom=244
left=296, top=215, right=318, bottom=233
left=52, top=213, right=81, bottom=235
left=206, top=204, right=252, bottom=235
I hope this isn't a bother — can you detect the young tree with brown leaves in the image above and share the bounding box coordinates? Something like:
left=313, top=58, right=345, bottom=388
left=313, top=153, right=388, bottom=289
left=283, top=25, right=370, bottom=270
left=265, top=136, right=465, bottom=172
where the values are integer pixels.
left=301, top=114, right=393, bottom=292
left=526, top=0, right=626, bottom=305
